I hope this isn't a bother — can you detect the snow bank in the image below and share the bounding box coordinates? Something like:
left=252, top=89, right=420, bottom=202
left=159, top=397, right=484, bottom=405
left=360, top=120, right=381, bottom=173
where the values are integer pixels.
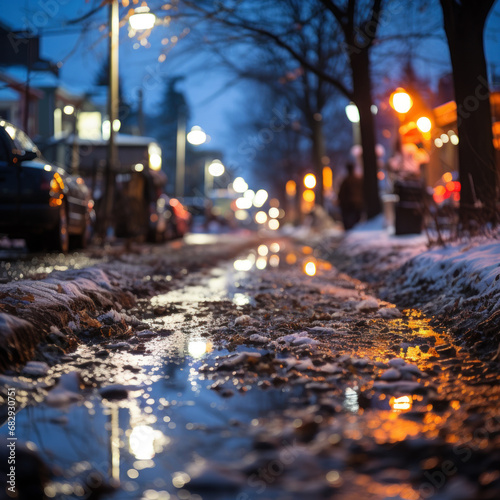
left=330, top=221, right=500, bottom=355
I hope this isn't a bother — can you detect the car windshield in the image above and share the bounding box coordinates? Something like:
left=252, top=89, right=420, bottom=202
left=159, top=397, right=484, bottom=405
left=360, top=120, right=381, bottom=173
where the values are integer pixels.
left=3, top=123, right=39, bottom=155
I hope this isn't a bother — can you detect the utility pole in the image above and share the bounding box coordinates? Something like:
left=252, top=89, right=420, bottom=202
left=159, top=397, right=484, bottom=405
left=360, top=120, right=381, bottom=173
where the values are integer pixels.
left=102, top=0, right=119, bottom=241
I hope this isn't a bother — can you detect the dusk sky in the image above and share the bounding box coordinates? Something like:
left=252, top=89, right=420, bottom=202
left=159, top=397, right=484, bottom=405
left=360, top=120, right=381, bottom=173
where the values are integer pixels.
left=2, top=0, right=500, bottom=175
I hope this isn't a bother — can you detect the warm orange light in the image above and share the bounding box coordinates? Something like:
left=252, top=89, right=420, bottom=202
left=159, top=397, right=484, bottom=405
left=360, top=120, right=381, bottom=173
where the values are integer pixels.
left=323, top=167, right=333, bottom=190
left=304, top=261, right=316, bottom=276
left=303, top=189, right=315, bottom=203
left=286, top=253, right=297, bottom=265
left=446, top=181, right=455, bottom=192
left=434, top=185, right=446, bottom=196
left=302, top=246, right=313, bottom=255
left=286, top=180, right=297, bottom=197
left=390, top=395, right=412, bottom=411
left=377, top=171, right=385, bottom=181
left=49, top=198, right=63, bottom=207
left=304, top=173, right=316, bottom=189
left=390, top=88, right=413, bottom=114
left=442, top=172, right=453, bottom=183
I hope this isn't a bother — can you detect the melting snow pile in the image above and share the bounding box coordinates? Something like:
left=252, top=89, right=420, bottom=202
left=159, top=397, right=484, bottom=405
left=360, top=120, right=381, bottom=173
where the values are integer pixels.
left=334, top=218, right=500, bottom=354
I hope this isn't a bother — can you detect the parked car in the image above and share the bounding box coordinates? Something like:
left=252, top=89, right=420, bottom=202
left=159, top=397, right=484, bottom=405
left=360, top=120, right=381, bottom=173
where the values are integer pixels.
left=0, top=120, right=93, bottom=253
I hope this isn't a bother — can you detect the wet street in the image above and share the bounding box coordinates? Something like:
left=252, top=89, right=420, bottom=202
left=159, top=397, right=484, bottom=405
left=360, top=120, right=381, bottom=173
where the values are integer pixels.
left=1, top=234, right=499, bottom=500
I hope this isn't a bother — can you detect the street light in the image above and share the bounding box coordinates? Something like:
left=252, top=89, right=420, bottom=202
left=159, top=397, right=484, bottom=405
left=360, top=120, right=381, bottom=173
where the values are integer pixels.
left=304, top=173, right=316, bottom=189
left=416, top=116, right=432, bottom=133
left=205, top=159, right=224, bottom=196
left=345, top=103, right=360, bottom=123
left=129, top=6, right=156, bottom=30
left=187, top=126, right=207, bottom=146
left=390, top=88, right=413, bottom=114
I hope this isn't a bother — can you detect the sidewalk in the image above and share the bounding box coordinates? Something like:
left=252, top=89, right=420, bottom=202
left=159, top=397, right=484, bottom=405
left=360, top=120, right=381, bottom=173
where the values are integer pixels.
left=319, top=216, right=500, bottom=358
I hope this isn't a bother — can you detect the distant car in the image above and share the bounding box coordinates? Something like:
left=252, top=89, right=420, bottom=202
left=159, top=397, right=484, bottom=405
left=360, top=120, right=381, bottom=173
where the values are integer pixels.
left=148, top=195, right=191, bottom=242
left=0, top=120, right=93, bottom=253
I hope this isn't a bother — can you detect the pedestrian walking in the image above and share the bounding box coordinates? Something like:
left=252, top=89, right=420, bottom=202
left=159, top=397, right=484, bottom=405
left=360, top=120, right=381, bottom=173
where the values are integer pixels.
left=338, top=162, right=363, bottom=230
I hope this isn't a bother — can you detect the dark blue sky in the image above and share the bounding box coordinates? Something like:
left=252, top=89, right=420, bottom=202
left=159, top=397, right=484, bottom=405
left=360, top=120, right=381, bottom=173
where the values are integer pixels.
left=2, top=0, right=500, bottom=176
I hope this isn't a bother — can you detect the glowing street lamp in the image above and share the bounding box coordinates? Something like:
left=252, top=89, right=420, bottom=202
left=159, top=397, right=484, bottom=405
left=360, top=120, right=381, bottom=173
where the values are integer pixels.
left=233, top=177, right=248, bottom=193
left=345, top=102, right=360, bottom=123
left=416, top=116, right=432, bottom=133
left=187, top=126, right=207, bottom=146
left=304, top=173, right=316, bottom=189
left=208, top=159, right=224, bottom=177
left=390, top=88, right=413, bottom=114
left=129, top=6, right=156, bottom=30
left=205, top=159, right=224, bottom=195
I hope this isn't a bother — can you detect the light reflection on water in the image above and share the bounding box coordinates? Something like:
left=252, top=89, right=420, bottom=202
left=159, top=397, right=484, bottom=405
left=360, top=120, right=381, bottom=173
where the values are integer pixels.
left=1, top=345, right=296, bottom=500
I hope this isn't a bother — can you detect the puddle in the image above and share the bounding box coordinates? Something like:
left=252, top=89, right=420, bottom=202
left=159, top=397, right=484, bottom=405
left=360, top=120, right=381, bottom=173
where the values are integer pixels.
left=0, top=345, right=298, bottom=500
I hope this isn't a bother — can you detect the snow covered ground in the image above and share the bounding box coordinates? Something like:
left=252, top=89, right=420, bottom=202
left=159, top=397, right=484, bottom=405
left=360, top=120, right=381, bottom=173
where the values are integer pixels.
left=327, top=216, right=500, bottom=357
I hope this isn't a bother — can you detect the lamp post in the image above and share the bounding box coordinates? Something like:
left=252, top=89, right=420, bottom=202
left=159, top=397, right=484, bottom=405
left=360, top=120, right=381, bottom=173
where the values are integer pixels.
left=345, top=102, right=361, bottom=146
left=205, top=159, right=225, bottom=196
left=101, top=0, right=119, bottom=241
left=179, top=125, right=207, bottom=198
left=101, top=2, right=156, bottom=240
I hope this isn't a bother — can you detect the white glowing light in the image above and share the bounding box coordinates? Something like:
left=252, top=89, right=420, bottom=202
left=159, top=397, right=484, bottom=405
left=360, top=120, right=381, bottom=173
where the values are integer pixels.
left=269, top=255, right=280, bottom=267
left=253, top=189, right=268, bottom=208
left=129, top=426, right=156, bottom=460
left=188, top=340, right=208, bottom=359
left=255, top=211, right=267, bottom=224
left=268, top=207, right=280, bottom=219
left=345, top=103, right=360, bottom=123
left=243, top=189, right=255, bottom=200
left=270, top=242, right=280, bottom=253
left=234, top=259, right=253, bottom=271
left=129, top=7, right=156, bottom=30
left=235, top=197, right=252, bottom=210
left=268, top=219, right=280, bottom=230
left=187, top=126, right=207, bottom=146
left=258, top=245, right=269, bottom=256
left=304, top=261, right=316, bottom=276
left=208, top=159, right=224, bottom=176
left=234, top=210, right=249, bottom=220
left=233, top=177, right=248, bottom=193
left=256, top=257, right=267, bottom=270
left=134, top=163, right=144, bottom=172
left=63, top=105, right=74, bottom=115
left=416, top=117, right=432, bottom=133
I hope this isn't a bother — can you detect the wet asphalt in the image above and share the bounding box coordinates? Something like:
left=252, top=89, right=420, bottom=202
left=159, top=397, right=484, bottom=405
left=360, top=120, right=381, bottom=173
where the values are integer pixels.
left=0, top=234, right=499, bottom=500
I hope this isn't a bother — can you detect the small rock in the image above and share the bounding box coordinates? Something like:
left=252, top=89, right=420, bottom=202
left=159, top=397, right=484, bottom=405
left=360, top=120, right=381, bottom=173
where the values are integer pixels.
left=99, top=384, right=142, bottom=400
left=218, top=352, right=262, bottom=369
left=248, top=334, right=269, bottom=344
left=21, top=361, right=50, bottom=377
left=105, top=342, right=130, bottom=350
left=435, top=344, right=457, bottom=357
left=388, top=358, right=407, bottom=368
left=380, top=368, right=401, bottom=381
left=234, top=315, right=252, bottom=326
left=356, top=298, right=379, bottom=312
left=378, top=307, right=403, bottom=319
left=137, top=330, right=156, bottom=338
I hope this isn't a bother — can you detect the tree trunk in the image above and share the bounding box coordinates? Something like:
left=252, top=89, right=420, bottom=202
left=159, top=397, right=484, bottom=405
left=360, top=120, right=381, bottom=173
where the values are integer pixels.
left=351, top=49, right=381, bottom=219
left=311, top=115, right=326, bottom=207
left=442, top=5, right=498, bottom=225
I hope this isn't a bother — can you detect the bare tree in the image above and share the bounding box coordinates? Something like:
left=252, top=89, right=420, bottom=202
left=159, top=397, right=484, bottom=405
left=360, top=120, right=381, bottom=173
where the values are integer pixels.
left=174, top=0, right=383, bottom=218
